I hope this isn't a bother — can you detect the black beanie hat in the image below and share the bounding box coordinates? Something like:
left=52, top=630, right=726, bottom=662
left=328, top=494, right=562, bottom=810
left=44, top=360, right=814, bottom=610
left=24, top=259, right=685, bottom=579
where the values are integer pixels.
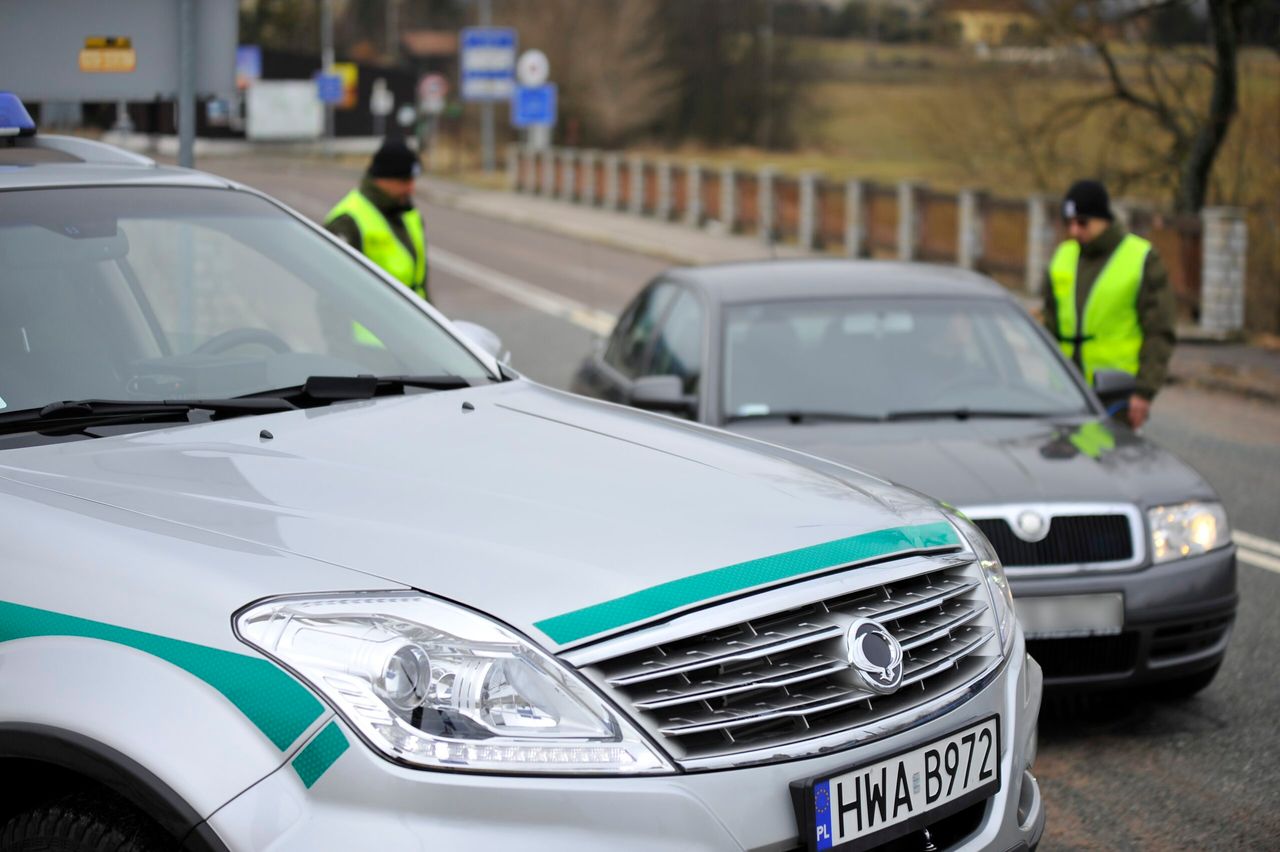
left=367, top=138, right=421, bottom=179
left=1062, top=179, right=1113, bottom=221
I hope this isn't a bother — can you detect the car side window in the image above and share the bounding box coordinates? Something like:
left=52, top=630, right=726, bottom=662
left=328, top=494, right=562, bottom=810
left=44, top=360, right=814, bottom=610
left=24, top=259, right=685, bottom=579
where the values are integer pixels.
left=647, top=289, right=704, bottom=395
left=604, top=281, right=676, bottom=378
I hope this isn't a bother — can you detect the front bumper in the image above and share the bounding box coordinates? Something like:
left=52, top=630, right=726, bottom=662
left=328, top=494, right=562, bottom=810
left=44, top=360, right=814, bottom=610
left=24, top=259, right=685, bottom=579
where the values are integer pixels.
left=206, top=639, right=1043, bottom=852
left=1011, top=545, right=1237, bottom=689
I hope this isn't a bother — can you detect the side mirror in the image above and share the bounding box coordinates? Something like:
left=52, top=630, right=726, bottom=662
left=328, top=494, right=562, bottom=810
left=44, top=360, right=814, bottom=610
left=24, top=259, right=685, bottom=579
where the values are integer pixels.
left=1093, top=369, right=1136, bottom=411
left=630, top=375, right=695, bottom=416
left=452, top=320, right=510, bottom=364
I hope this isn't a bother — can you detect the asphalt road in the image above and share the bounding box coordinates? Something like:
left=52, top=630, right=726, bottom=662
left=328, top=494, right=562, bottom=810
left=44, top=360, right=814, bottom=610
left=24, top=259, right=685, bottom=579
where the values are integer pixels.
left=206, top=154, right=1280, bottom=851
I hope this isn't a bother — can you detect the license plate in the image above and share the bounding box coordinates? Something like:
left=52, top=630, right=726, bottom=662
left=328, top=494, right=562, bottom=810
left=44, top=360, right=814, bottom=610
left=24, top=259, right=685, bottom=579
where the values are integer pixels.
left=1015, top=593, right=1124, bottom=638
left=793, top=717, right=1001, bottom=851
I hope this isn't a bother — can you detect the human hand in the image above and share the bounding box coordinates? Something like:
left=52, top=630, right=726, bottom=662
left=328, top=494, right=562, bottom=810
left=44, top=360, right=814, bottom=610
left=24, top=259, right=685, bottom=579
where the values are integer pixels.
left=1127, top=394, right=1150, bottom=429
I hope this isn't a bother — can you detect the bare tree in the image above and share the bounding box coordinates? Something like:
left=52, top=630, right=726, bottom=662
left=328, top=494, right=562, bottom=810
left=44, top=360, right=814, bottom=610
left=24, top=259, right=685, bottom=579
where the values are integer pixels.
left=1040, top=0, right=1255, bottom=213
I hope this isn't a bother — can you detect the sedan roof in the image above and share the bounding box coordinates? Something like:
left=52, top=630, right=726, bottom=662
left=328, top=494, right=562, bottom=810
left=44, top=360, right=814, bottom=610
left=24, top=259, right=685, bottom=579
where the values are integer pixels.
left=664, top=259, right=1012, bottom=305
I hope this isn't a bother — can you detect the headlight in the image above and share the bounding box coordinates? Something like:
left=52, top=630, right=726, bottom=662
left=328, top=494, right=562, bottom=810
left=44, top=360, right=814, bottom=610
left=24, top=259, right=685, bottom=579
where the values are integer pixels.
left=236, top=592, right=672, bottom=775
left=1148, top=501, right=1229, bottom=564
left=947, top=512, right=1016, bottom=656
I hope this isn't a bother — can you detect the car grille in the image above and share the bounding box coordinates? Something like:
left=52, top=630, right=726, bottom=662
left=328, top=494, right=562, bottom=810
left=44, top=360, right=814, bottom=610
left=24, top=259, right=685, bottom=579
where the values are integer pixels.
left=1027, top=633, right=1140, bottom=678
left=975, top=515, right=1132, bottom=567
left=578, top=557, right=1001, bottom=768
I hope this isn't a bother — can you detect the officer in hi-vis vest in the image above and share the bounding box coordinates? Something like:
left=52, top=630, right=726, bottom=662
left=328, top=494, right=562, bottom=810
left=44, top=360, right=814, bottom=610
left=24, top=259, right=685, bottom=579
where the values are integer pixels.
left=1043, top=180, right=1175, bottom=430
left=325, top=138, right=428, bottom=302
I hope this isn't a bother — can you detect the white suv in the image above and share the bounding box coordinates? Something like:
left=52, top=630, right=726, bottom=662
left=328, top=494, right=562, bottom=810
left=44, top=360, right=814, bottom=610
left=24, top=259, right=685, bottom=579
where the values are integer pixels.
left=0, top=98, right=1042, bottom=852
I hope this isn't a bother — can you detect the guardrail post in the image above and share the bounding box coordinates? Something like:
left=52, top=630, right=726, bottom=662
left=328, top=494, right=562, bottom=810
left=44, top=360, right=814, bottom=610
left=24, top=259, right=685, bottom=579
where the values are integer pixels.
left=1200, top=207, right=1247, bottom=335
left=845, top=179, right=865, bottom=257
left=581, top=149, right=597, bottom=205
left=657, top=160, right=672, bottom=221
left=759, top=167, right=776, bottom=243
left=561, top=149, right=576, bottom=201
left=1025, top=195, right=1051, bottom=295
left=604, top=153, right=620, bottom=210
left=799, top=172, right=818, bottom=250
left=720, top=165, right=736, bottom=232
left=540, top=147, right=556, bottom=198
left=897, top=181, right=918, bottom=261
left=957, top=188, right=983, bottom=270
left=629, top=156, right=645, bottom=216
left=685, top=163, right=702, bottom=226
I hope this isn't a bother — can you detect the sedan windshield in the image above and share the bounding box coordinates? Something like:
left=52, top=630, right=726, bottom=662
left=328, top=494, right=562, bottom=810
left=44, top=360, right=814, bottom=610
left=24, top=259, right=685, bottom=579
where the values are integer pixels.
left=0, top=186, right=493, bottom=415
left=722, top=297, right=1091, bottom=422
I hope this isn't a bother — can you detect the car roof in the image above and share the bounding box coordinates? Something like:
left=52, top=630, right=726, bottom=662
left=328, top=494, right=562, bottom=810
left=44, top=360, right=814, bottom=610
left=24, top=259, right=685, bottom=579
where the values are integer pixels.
left=663, top=259, right=1013, bottom=304
left=0, top=135, right=233, bottom=191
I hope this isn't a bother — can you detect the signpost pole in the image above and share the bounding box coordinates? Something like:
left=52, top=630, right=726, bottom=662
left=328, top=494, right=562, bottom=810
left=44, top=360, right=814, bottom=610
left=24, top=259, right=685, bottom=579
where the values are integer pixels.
left=479, top=0, right=494, bottom=173
left=321, top=0, right=335, bottom=154
left=178, top=0, right=195, bottom=167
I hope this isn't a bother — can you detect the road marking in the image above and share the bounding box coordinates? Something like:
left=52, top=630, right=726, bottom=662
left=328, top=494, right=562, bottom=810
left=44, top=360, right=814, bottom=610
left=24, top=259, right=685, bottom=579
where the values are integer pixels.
left=1238, top=547, right=1280, bottom=575
left=1234, top=530, right=1280, bottom=558
left=430, top=247, right=617, bottom=336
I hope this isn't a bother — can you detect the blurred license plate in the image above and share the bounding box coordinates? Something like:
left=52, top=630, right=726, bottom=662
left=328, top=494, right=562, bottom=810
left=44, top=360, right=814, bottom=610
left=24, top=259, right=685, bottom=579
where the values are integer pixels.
left=1015, top=593, right=1124, bottom=638
left=795, top=716, right=1000, bottom=851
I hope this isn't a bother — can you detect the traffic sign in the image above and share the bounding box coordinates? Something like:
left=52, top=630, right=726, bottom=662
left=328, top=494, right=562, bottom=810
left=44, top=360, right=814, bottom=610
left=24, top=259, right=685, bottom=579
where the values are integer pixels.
left=418, top=73, right=448, bottom=115
left=460, top=27, right=516, bottom=102
left=511, top=84, right=557, bottom=128
left=516, top=49, right=549, bottom=87
left=315, top=73, right=343, bottom=105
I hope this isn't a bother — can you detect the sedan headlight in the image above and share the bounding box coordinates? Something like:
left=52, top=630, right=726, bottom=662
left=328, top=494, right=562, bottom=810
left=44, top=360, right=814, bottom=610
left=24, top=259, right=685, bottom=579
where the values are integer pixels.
left=947, top=512, right=1016, bottom=656
left=1148, top=501, right=1230, bottom=564
left=236, top=592, right=672, bottom=775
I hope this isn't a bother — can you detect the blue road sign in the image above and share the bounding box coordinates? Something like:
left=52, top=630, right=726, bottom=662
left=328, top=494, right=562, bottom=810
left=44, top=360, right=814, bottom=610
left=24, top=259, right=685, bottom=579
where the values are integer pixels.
left=460, top=27, right=517, bottom=102
left=315, top=73, right=342, bottom=104
left=512, top=84, right=557, bottom=128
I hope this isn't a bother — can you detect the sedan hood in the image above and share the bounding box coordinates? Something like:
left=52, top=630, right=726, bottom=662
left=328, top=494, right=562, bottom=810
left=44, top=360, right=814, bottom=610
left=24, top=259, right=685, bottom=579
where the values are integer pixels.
left=729, top=416, right=1214, bottom=510
left=0, top=382, right=954, bottom=649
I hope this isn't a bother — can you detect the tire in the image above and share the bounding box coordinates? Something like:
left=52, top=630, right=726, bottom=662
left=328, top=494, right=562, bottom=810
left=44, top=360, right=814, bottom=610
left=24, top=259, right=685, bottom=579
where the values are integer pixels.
left=0, top=792, right=171, bottom=852
left=1157, top=663, right=1221, bottom=700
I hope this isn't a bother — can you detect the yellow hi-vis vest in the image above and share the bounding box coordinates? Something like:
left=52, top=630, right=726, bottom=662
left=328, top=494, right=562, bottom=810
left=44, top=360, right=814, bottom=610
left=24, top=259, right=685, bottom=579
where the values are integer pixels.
left=1048, top=233, right=1150, bottom=384
left=325, top=190, right=428, bottom=300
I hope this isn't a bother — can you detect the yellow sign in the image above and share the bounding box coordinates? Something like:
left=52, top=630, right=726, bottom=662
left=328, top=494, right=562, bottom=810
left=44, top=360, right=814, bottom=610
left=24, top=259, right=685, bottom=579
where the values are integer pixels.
left=80, top=36, right=135, bottom=73
left=332, top=62, right=359, bottom=110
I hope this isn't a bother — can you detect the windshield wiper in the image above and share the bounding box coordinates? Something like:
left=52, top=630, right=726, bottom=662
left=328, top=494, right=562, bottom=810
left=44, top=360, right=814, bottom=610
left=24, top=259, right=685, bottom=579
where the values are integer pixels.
left=724, top=410, right=884, bottom=425
left=239, top=374, right=475, bottom=405
left=882, top=408, right=1045, bottom=422
left=0, top=397, right=297, bottom=436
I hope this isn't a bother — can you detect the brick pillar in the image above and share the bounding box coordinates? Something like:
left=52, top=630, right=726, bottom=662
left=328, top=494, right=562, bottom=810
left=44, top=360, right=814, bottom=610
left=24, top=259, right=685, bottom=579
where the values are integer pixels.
left=685, top=163, right=702, bottom=226
left=1200, top=207, right=1247, bottom=334
left=629, top=157, right=644, bottom=216
left=845, top=179, right=865, bottom=257
left=957, top=189, right=983, bottom=270
left=1025, top=195, right=1052, bottom=295
left=798, top=172, right=818, bottom=250
left=560, top=150, right=576, bottom=201
left=604, top=153, right=620, bottom=210
left=720, top=165, right=736, bottom=232
left=581, top=150, right=597, bottom=205
left=657, top=160, right=672, bottom=221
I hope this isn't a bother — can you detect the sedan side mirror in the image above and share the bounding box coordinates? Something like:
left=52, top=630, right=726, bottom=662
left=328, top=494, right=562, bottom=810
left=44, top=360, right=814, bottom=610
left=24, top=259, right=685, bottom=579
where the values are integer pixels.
left=630, top=375, right=696, bottom=417
left=452, top=320, right=511, bottom=364
left=1093, top=369, right=1136, bottom=411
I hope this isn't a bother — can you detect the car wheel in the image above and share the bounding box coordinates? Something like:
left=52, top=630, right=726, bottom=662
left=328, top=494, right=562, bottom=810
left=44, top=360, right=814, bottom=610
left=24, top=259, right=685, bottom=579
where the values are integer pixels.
left=0, top=792, right=170, bottom=852
left=1157, top=663, right=1221, bottom=700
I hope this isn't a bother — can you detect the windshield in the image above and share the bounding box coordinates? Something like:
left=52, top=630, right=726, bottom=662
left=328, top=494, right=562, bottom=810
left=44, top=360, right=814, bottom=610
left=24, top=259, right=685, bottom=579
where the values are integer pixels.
left=722, top=297, right=1091, bottom=422
left=0, top=186, right=492, bottom=414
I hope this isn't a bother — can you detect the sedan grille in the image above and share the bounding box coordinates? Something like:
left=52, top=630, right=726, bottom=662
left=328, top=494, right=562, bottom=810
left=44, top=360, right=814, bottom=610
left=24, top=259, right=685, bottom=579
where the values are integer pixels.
left=578, top=558, right=1001, bottom=767
left=975, top=515, right=1132, bottom=567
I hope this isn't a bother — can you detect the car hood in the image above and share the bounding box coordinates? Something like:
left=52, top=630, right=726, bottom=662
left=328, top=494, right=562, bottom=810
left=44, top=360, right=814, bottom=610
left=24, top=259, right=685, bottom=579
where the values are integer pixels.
left=0, top=382, right=954, bottom=649
left=728, top=416, right=1215, bottom=511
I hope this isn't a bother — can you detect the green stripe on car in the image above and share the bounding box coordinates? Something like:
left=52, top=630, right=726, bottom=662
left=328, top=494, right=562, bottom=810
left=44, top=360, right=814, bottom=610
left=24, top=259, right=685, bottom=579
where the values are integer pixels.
left=292, top=721, right=349, bottom=789
left=0, top=600, right=323, bottom=751
left=535, top=522, right=960, bottom=645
